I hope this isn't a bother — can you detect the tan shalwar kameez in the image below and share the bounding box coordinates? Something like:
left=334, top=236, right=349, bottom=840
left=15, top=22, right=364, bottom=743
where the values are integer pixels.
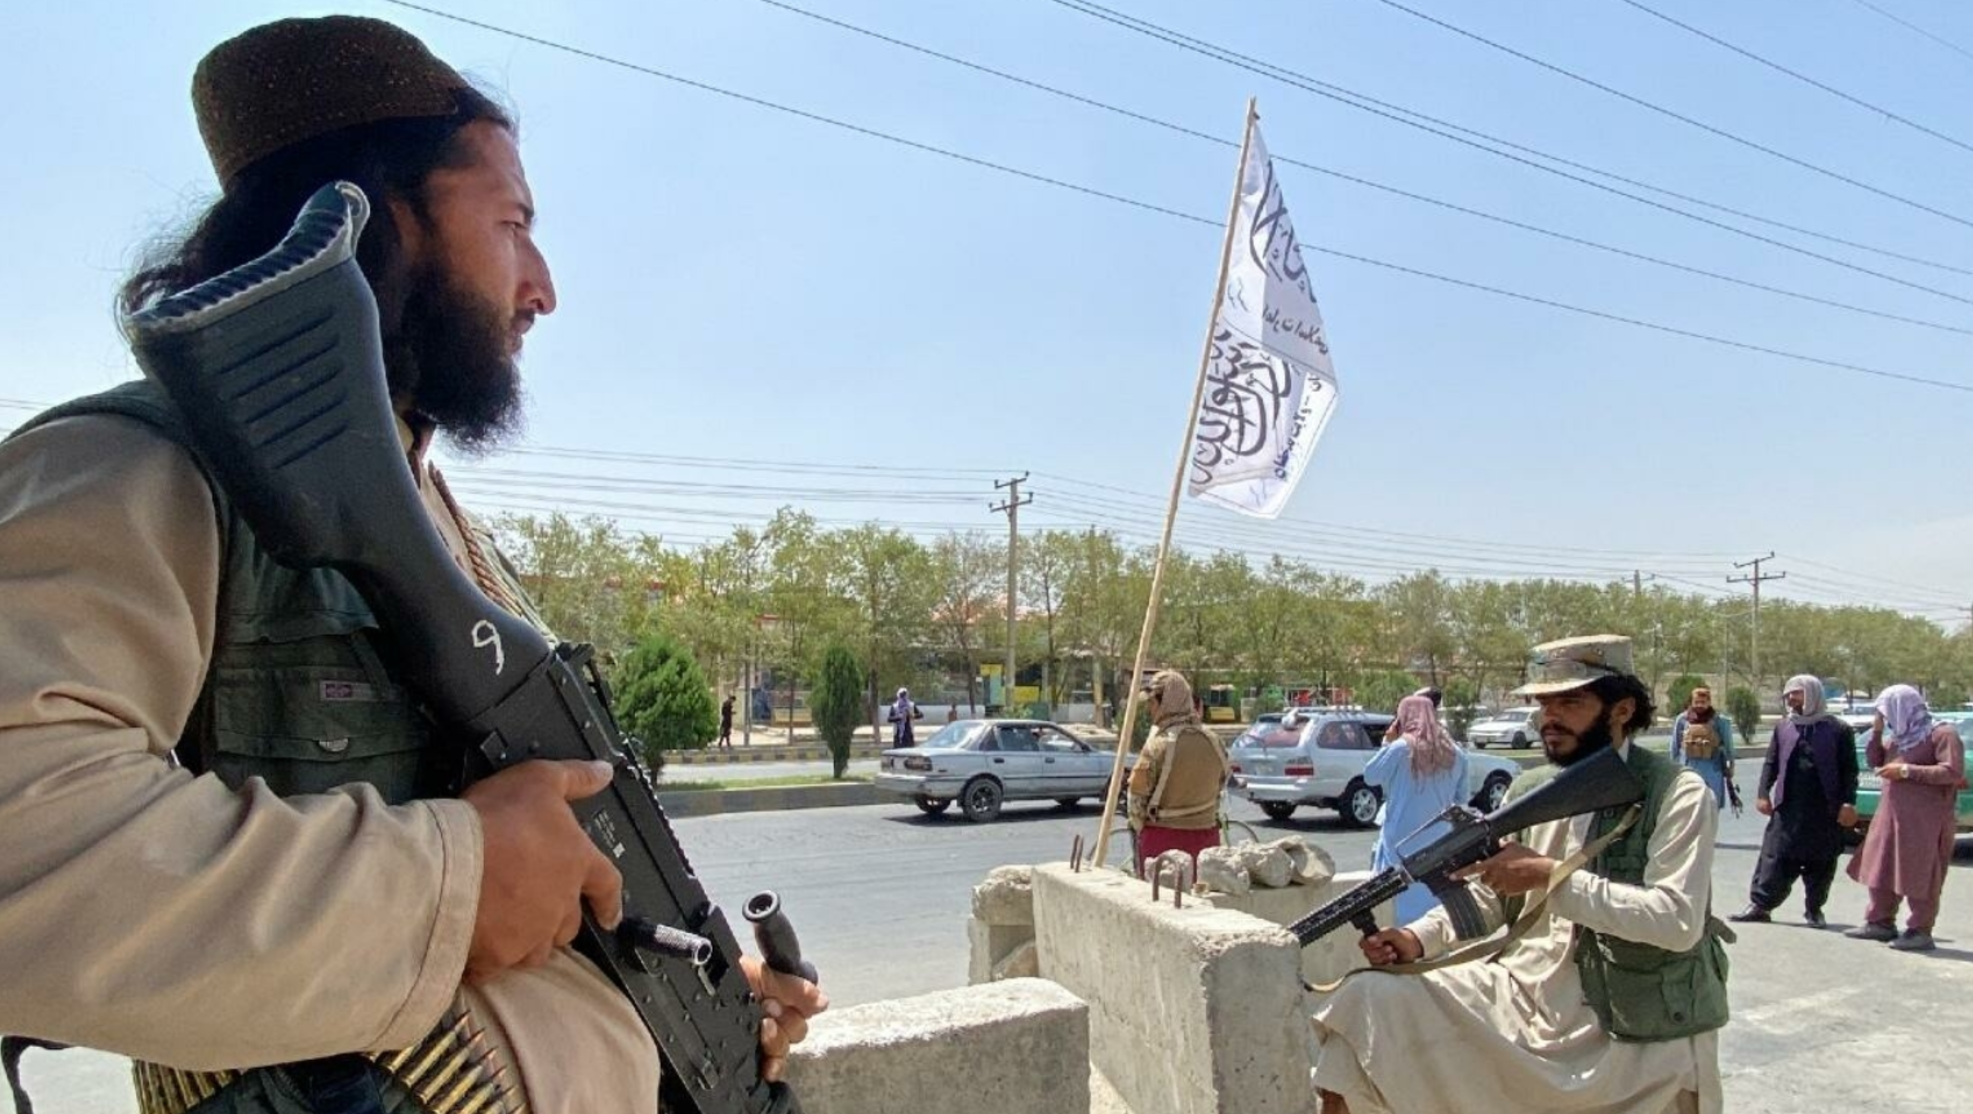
left=1309, top=744, right=1723, bottom=1114
left=0, top=413, right=659, bottom=1113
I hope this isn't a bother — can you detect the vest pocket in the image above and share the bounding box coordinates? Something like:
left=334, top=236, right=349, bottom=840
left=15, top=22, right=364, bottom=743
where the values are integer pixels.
left=206, top=662, right=433, bottom=804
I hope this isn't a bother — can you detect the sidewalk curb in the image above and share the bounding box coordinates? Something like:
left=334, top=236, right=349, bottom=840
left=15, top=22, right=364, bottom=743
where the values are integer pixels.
left=658, top=781, right=891, bottom=818
left=668, top=744, right=888, bottom=766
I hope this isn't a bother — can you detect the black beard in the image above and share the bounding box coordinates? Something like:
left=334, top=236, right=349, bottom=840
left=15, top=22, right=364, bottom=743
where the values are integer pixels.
left=383, top=262, right=525, bottom=456
left=1545, top=714, right=1616, bottom=768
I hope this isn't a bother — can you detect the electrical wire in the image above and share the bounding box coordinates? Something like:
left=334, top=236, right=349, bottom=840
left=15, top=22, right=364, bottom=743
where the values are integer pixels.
left=750, top=0, right=1973, bottom=338
left=1614, top=0, right=1973, bottom=155
left=1369, top=0, right=1973, bottom=230
left=377, top=3, right=1973, bottom=394
left=1043, top=0, right=1973, bottom=285
left=1847, top=0, right=1973, bottom=65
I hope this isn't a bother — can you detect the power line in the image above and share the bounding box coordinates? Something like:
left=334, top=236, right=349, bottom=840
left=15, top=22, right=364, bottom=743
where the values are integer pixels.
left=751, top=0, right=1973, bottom=338
left=384, top=1, right=1973, bottom=394
left=1614, top=0, right=1973, bottom=155
left=1369, top=0, right=1973, bottom=230
left=1044, top=0, right=1973, bottom=285
left=1847, top=0, right=1973, bottom=65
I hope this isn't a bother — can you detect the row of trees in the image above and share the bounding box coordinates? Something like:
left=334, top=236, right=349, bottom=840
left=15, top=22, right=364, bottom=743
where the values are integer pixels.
left=495, top=509, right=1973, bottom=751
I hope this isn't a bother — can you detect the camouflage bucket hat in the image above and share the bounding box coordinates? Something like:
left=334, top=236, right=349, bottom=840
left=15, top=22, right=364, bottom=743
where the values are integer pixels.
left=1513, top=635, right=1635, bottom=697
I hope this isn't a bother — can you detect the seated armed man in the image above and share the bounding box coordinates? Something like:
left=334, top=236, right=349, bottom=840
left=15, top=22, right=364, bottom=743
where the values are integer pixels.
left=1309, top=636, right=1730, bottom=1114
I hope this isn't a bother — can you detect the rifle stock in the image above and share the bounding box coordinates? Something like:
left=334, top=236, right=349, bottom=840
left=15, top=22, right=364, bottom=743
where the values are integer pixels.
left=125, top=182, right=803, bottom=1114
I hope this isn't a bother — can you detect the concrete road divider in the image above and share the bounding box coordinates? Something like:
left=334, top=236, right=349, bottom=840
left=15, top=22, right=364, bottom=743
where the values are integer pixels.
left=785, top=978, right=1090, bottom=1114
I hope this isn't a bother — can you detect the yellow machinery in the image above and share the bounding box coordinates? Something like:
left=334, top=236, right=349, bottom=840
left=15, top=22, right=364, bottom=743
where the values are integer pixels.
left=1203, top=683, right=1240, bottom=723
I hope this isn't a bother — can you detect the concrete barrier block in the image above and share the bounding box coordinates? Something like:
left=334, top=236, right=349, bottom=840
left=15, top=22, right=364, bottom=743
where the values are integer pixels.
left=968, top=917, right=1037, bottom=985
left=1032, top=864, right=1316, bottom=1114
left=784, top=978, right=1089, bottom=1114
left=1198, top=870, right=1390, bottom=989
left=973, top=864, right=1036, bottom=925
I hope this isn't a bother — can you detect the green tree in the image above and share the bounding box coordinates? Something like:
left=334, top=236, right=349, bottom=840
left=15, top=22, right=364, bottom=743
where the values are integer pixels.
left=1724, top=686, right=1761, bottom=743
left=929, top=533, right=1001, bottom=713
left=1667, top=673, right=1707, bottom=716
left=831, top=525, right=932, bottom=735
left=809, top=641, right=864, bottom=778
left=1444, top=677, right=1480, bottom=742
left=1353, top=669, right=1420, bottom=713
left=612, top=632, right=718, bottom=764
left=493, top=512, right=669, bottom=653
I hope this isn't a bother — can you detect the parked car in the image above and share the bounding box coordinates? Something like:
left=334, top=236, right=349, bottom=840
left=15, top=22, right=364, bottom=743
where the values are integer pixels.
left=1851, top=710, right=1973, bottom=842
left=875, top=718, right=1135, bottom=823
left=1468, top=706, right=1541, bottom=749
left=1232, top=711, right=1286, bottom=750
left=1227, top=709, right=1521, bottom=827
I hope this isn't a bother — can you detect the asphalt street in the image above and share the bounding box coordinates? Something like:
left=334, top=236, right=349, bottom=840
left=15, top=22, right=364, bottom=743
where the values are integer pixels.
left=10, top=796, right=1973, bottom=1113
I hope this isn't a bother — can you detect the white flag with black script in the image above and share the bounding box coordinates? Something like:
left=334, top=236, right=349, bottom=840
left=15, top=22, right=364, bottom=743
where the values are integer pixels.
left=1187, top=123, right=1339, bottom=519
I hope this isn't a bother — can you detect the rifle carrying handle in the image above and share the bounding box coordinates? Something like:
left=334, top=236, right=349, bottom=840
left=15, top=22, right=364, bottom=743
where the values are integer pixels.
left=745, top=891, right=819, bottom=985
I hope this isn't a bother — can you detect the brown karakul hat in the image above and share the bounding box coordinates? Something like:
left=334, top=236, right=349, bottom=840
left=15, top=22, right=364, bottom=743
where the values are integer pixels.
left=193, top=15, right=470, bottom=185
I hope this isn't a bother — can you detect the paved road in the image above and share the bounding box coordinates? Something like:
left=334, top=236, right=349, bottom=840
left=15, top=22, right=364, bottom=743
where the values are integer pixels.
left=13, top=795, right=1973, bottom=1113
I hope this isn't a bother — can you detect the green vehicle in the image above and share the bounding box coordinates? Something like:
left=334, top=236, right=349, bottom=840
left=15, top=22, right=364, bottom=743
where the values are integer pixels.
left=1850, top=710, right=1973, bottom=840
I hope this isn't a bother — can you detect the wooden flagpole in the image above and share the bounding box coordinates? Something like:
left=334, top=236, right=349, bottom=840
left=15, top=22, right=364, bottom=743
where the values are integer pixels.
left=1090, top=97, right=1259, bottom=871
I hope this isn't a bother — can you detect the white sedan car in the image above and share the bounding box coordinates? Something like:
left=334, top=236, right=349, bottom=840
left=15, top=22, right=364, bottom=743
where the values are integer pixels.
left=1230, top=710, right=1522, bottom=826
left=875, top=718, right=1134, bottom=823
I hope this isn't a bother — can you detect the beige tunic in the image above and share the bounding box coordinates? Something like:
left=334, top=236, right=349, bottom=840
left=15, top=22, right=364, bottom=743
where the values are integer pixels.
left=0, top=413, right=657, bottom=1112
left=1309, top=744, right=1723, bottom=1114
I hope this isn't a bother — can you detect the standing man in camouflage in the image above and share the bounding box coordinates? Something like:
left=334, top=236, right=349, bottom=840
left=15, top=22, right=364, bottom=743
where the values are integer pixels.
left=0, top=16, right=821, bottom=1114
left=1127, top=671, right=1230, bottom=877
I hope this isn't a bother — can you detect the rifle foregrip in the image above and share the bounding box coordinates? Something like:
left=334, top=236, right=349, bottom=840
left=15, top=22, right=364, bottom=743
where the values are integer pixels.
left=744, top=891, right=818, bottom=985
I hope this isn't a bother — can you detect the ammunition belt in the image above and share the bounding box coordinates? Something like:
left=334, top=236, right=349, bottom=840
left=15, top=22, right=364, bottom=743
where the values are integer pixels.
left=133, top=1008, right=524, bottom=1114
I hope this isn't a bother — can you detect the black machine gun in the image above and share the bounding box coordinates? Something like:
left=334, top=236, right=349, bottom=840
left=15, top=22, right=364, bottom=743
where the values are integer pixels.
left=1290, top=746, right=1645, bottom=947
left=124, top=182, right=809, bottom=1114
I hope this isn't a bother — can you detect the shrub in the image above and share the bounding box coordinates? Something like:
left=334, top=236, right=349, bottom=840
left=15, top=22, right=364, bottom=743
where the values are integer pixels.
left=809, top=642, right=864, bottom=779
left=1724, top=686, right=1761, bottom=744
left=1445, top=678, right=1479, bottom=741
left=1666, top=674, right=1707, bottom=718
left=613, top=632, right=718, bottom=766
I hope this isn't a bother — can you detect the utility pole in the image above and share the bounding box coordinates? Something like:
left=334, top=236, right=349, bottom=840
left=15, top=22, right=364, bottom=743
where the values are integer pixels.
left=991, top=474, right=1032, bottom=714
left=1728, top=553, right=1786, bottom=690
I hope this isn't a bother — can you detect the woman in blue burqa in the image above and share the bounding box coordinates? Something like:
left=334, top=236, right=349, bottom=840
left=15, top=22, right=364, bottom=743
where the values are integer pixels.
left=1364, top=693, right=1469, bottom=922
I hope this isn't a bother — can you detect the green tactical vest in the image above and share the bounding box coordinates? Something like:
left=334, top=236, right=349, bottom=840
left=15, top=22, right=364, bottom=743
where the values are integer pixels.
left=14, top=382, right=448, bottom=803
left=1505, top=743, right=1732, bottom=1042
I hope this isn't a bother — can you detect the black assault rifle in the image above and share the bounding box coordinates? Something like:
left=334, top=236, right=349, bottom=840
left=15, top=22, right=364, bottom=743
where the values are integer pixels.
left=124, top=182, right=809, bottom=1114
left=1290, top=745, right=1644, bottom=947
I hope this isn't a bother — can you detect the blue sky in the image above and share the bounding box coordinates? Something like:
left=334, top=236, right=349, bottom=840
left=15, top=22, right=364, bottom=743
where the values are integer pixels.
left=4, top=0, right=1971, bottom=621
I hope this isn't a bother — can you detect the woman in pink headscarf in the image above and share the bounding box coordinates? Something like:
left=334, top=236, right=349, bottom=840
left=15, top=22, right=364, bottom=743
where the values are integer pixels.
left=1364, top=694, right=1469, bottom=922
left=1845, top=684, right=1966, bottom=951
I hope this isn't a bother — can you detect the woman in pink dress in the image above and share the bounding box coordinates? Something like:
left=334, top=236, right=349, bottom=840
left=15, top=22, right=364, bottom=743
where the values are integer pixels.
left=1845, top=684, right=1965, bottom=951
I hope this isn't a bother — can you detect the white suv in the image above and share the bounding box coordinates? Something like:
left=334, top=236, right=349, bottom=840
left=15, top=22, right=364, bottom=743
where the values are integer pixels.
left=1229, top=710, right=1520, bottom=827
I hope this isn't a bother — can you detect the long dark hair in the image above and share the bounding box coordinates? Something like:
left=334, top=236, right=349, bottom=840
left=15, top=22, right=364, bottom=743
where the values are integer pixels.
left=120, top=86, right=512, bottom=331
left=1588, top=675, right=1658, bottom=736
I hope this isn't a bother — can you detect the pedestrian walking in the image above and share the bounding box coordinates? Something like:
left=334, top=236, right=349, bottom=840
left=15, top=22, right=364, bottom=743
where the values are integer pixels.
left=1364, top=694, right=1468, bottom=923
left=888, top=687, right=920, bottom=747
left=1670, top=687, right=1736, bottom=809
left=719, top=694, right=735, bottom=749
left=1845, top=685, right=1966, bottom=951
left=1731, top=676, right=1857, bottom=928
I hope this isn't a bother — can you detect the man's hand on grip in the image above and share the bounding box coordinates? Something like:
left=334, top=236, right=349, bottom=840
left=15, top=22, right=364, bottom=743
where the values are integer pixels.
left=463, top=759, right=624, bottom=981
left=741, top=956, right=828, bottom=1084
left=1359, top=928, right=1423, bottom=967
